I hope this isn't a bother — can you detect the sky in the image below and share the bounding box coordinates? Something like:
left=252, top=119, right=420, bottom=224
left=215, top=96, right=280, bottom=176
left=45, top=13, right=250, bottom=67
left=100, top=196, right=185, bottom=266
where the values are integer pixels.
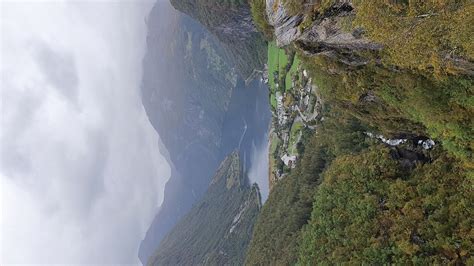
left=0, top=0, right=171, bottom=264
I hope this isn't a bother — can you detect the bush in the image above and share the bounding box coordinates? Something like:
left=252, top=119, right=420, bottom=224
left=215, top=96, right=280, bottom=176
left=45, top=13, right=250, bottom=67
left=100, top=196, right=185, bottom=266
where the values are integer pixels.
left=249, top=0, right=274, bottom=40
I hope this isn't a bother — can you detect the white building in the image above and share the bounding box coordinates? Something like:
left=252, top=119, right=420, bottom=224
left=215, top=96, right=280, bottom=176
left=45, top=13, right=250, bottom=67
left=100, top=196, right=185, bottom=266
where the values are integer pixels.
left=281, top=154, right=297, bottom=168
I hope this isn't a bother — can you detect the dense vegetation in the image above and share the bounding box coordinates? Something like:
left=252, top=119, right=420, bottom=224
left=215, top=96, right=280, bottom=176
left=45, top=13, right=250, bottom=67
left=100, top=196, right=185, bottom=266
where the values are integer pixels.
left=282, top=0, right=338, bottom=17
left=246, top=112, right=369, bottom=265
left=248, top=102, right=474, bottom=264
left=352, top=0, right=474, bottom=75
left=148, top=153, right=260, bottom=266
left=267, top=42, right=290, bottom=108
left=302, top=55, right=473, bottom=170
left=300, top=148, right=473, bottom=264
left=249, top=0, right=274, bottom=39
left=247, top=0, right=473, bottom=264
left=281, top=0, right=473, bottom=76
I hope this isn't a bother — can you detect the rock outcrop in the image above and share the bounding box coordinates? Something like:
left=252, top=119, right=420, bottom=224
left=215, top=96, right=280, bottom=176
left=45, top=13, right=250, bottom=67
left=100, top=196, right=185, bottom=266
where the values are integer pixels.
left=266, top=0, right=382, bottom=66
left=266, top=0, right=474, bottom=73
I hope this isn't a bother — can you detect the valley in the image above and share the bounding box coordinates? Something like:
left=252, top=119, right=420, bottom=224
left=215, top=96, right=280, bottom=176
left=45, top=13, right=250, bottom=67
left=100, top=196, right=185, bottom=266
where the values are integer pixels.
left=138, top=0, right=270, bottom=264
left=265, top=42, right=322, bottom=187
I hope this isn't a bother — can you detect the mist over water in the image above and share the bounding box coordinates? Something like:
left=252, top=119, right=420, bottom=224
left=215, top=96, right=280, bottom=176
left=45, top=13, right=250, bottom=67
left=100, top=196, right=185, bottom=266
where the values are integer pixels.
left=219, top=79, right=271, bottom=199
left=248, top=137, right=270, bottom=202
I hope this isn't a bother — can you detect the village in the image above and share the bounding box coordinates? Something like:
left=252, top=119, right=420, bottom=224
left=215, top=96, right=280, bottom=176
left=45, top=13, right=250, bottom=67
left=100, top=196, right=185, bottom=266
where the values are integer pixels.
left=264, top=43, right=322, bottom=187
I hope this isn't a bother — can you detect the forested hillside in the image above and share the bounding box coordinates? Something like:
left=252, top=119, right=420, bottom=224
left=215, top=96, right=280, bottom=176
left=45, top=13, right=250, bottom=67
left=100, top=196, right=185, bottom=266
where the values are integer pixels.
left=246, top=0, right=473, bottom=264
left=148, top=152, right=261, bottom=266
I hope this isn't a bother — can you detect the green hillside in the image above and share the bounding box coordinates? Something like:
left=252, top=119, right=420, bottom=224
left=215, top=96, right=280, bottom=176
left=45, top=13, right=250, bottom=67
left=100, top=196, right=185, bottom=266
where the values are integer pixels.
left=247, top=0, right=474, bottom=264
left=148, top=152, right=261, bottom=266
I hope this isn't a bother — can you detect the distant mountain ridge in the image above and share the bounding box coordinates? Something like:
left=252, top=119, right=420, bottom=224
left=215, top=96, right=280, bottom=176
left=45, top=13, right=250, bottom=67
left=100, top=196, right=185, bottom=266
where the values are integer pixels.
left=147, top=152, right=261, bottom=266
left=170, top=0, right=267, bottom=80
left=138, top=1, right=271, bottom=264
left=138, top=2, right=238, bottom=263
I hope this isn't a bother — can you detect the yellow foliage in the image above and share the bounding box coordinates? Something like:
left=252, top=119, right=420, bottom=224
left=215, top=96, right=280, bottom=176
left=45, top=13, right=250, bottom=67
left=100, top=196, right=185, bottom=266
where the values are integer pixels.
left=352, top=1, right=474, bottom=76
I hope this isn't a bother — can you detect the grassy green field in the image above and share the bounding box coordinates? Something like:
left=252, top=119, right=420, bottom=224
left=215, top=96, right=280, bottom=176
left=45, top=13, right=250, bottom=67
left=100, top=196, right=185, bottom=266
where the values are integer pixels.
left=270, top=133, right=280, bottom=155
left=267, top=42, right=282, bottom=93
left=285, top=55, right=300, bottom=91
left=267, top=42, right=300, bottom=108
left=269, top=133, right=281, bottom=178
left=288, top=121, right=303, bottom=154
left=267, top=43, right=279, bottom=108
left=278, top=50, right=288, bottom=73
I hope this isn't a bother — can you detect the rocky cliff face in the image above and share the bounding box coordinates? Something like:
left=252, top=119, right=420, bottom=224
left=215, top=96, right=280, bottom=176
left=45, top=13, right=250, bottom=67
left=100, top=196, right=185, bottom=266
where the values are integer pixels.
left=266, top=0, right=473, bottom=73
left=147, top=152, right=261, bottom=266
left=170, top=0, right=268, bottom=80
left=171, top=0, right=258, bottom=40
left=266, top=0, right=381, bottom=66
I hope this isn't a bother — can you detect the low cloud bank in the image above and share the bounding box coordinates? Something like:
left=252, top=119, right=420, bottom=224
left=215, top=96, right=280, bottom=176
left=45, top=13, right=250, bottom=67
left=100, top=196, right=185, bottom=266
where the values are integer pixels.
left=1, top=1, right=170, bottom=264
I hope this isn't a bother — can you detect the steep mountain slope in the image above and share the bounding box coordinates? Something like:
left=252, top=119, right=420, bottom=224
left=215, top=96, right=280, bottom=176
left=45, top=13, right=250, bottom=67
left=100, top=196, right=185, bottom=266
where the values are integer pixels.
left=138, top=2, right=237, bottom=263
left=148, top=152, right=261, bottom=266
left=170, top=0, right=268, bottom=80
left=263, top=0, right=473, bottom=74
left=139, top=1, right=272, bottom=264
left=246, top=0, right=473, bottom=264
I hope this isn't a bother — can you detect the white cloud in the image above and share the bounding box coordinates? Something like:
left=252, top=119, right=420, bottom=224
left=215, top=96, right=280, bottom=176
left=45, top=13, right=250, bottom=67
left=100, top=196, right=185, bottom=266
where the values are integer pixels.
left=0, top=1, right=170, bottom=264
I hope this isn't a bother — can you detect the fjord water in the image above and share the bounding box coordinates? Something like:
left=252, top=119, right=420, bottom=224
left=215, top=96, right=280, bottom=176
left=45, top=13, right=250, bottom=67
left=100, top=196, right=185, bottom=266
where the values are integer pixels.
left=140, top=74, right=271, bottom=264
left=220, top=78, right=271, bottom=201
left=138, top=1, right=270, bottom=262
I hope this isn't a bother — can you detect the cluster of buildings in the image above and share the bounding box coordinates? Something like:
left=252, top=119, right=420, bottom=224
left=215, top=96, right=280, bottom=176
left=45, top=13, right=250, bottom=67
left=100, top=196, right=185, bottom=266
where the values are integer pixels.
left=271, top=66, right=321, bottom=176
